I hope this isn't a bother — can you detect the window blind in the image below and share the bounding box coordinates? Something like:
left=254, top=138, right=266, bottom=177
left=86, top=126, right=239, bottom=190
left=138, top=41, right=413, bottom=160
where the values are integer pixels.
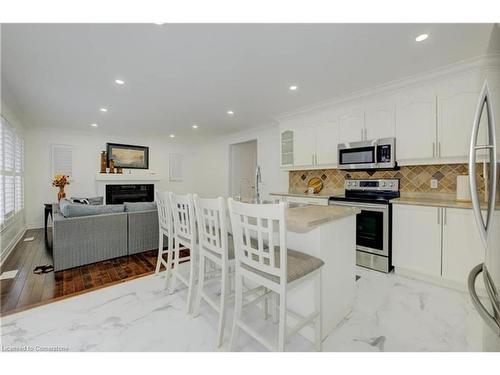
left=0, top=116, right=24, bottom=229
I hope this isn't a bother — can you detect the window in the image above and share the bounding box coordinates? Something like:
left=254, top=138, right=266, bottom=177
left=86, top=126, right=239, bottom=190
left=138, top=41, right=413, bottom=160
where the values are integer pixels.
left=0, top=116, right=24, bottom=229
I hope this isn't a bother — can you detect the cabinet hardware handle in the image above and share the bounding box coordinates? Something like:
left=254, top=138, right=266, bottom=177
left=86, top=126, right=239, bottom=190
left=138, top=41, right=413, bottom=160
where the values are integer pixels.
left=432, top=142, right=435, bottom=158
left=361, top=129, right=364, bottom=141
left=438, top=142, right=441, bottom=157
left=444, top=208, right=447, bottom=226
left=437, top=207, right=440, bottom=225
left=312, top=154, right=314, bottom=165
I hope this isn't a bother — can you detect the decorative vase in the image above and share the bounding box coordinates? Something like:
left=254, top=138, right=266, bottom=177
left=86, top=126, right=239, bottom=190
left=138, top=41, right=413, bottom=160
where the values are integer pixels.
left=58, top=186, right=66, bottom=202
left=100, top=151, right=107, bottom=173
left=109, top=159, right=115, bottom=174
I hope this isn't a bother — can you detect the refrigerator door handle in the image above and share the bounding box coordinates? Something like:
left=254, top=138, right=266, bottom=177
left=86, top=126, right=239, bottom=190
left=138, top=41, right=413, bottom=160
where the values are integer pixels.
left=468, top=263, right=500, bottom=336
left=469, top=81, right=497, bottom=247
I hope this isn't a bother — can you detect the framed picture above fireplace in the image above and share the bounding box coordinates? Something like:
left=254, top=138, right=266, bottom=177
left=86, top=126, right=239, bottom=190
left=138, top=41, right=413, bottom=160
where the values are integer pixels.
left=106, top=143, right=149, bottom=169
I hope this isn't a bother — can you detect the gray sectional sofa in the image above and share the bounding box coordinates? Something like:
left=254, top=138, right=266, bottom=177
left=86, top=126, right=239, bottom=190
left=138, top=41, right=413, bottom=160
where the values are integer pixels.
left=52, top=200, right=159, bottom=271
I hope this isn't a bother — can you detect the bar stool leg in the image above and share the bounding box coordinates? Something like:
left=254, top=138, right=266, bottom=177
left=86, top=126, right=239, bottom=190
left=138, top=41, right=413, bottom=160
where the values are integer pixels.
left=193, top=252, right=206, bottom=317
left=216, top=266, right=228, bottom=347
left=278, top=293, right=286, bottom=352
left=164, top=235, right=173, bottom=288
left=155, top=232, right=164, bottom=274
left=229, top=272, right=243, bottom=351
left=186, top=247, right=197, bottom=314
left=169, top=242, right=179, bottom=294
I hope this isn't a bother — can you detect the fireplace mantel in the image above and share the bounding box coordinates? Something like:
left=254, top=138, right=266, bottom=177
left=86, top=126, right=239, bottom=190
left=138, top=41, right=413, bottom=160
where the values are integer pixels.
left=95, top=173, right=161, bottom=182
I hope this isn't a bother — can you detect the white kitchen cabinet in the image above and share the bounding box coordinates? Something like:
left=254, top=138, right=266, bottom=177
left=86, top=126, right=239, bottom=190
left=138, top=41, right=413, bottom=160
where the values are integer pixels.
left=393, top=205, right=442, bottom=277
left=338, top=110, right=365, bottom=143
left=438, top=90, right=487, bottom=159
left=293, top=126, right=316, bottom=167
left=395, top=92, right=436, bottom=162
left=280, top=129, right=294, bottom=167
left=364, top=103, right=395, bottom=140
left=315, top=121, right=338, bottom=165
left=441, top=208, right=485, bottom=284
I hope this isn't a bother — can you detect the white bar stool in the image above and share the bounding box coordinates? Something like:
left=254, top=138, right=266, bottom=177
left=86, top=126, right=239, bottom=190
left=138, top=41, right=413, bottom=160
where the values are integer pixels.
left=169, top=192, right=198, bottom=314
left=192, top=195, right=235, bottom=347
left=227, top=199, right=324, bottom=352
left=154, top=191, right=174, bottom=285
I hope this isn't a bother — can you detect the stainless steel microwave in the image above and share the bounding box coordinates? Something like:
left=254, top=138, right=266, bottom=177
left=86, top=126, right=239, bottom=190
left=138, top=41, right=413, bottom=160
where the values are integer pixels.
left=338, top=137, right=396, bottom=170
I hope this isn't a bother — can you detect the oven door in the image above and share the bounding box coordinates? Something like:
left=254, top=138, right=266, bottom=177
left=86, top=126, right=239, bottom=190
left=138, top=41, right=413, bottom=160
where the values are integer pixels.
left=328, top=200, right=389, bottom=257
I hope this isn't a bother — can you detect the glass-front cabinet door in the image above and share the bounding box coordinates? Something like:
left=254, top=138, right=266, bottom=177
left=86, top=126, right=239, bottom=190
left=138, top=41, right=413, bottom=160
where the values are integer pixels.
left=281, top=130, right=294, bottom=167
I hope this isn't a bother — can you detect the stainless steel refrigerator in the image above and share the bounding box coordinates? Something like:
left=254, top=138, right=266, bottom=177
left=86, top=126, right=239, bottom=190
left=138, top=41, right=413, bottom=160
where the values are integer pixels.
left=468, top=80, right=500, bottom=351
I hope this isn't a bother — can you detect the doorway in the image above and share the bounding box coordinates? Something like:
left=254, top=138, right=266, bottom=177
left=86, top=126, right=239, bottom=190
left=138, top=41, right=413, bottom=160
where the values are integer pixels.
left=229, top=140, right=257, bottom=201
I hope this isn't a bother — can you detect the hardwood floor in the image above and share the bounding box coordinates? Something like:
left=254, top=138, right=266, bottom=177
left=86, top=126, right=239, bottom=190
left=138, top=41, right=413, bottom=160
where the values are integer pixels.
left=0, top=228, right=162, bottom=316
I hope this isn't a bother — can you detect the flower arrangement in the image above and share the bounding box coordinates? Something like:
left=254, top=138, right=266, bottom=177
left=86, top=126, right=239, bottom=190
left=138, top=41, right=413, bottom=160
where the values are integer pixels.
left=52, top=174, right=70, bottom=202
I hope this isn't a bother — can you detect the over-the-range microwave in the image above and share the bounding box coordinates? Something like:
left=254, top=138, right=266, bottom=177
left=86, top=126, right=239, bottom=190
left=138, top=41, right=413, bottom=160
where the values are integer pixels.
left=337, top=137, right=396, bottom=170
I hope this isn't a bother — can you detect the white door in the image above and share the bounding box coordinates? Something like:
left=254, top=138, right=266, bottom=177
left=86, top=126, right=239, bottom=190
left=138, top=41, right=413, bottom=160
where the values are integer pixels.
left=364, top=103, right=395, bottom=140
left=338, top=110, right=365, bottom=143
left=441, top=208, right=485, bottom=286
left=293, top=126, right=316, bottom=167
left=438, top=90, right=487, bottom=159
left=315, top=121, right=338, bottom=165
left=395, top=92, right=436, bottom=162
left=393, top=204, right=442, bottom=277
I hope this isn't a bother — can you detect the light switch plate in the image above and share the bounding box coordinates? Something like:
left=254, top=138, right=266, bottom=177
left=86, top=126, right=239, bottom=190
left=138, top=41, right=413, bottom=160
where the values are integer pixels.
left=430, top=179, right=438, bottom=189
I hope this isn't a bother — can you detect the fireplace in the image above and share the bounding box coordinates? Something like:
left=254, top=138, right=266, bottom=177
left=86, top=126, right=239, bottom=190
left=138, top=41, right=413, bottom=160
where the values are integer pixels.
left=106, top=184, right=154, bottom=204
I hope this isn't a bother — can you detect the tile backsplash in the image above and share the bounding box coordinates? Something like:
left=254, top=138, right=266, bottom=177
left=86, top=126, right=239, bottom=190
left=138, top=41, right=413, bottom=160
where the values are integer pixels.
left=289, top=164, right=486, bottom=195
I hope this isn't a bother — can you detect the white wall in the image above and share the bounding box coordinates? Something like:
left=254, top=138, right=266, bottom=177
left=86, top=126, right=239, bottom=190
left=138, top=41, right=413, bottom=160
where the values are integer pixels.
left=0, top=100, right=27, bottom=262
left=24, top=128, right=197, bottom=228
left=194, top=124, right=288, bottom=200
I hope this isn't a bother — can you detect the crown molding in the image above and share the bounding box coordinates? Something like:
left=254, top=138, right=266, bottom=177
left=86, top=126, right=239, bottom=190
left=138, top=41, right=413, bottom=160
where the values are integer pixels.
left=275, top=54, right=500, bottom=122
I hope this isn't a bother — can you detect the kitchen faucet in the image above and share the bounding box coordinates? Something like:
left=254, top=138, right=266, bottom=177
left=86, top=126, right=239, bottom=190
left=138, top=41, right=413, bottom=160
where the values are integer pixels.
left=255, top=165, right=262, bottom=203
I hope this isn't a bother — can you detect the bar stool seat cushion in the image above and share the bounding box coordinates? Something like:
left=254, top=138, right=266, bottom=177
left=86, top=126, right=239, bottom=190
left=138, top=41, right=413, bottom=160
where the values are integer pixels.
left=241, top=248, right=324, bottom=283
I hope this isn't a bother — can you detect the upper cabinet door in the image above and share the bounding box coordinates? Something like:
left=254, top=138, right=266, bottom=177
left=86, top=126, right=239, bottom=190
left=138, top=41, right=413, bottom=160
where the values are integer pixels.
left=280, top=130, right=294, bottom=167
left=395, top=92, right=436, bottom=161
left=364, top=103, right=395, bottom=140
left=315, top=121, right=339, bottom=165
left=438, top=87, right=486, bottom=159
left=293, top=126, right=316, bottom=167
left=338, top=110, right=365, bottom=143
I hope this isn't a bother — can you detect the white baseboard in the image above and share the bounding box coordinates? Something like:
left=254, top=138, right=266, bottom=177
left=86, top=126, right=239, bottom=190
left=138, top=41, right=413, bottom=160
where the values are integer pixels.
left=0, top=226, right=27, bottom=267
left=26, top=221, right=45, bottom=230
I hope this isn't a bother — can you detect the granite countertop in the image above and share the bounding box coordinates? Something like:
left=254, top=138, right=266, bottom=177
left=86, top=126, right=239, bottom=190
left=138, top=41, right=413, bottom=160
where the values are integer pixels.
left=392, top=194, right=497, bottom=210
left=270, top=191, right=337, bottom=200
left=286, top=205, right=360, bottom=233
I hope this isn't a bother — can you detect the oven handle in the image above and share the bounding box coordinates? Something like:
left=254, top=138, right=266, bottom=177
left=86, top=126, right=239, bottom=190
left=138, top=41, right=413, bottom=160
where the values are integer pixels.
left=329, top=200, right=388, bottom=211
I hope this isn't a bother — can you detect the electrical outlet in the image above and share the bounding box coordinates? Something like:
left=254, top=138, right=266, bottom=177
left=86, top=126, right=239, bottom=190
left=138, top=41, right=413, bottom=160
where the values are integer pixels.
left=430, top=179, right=438, bottom=189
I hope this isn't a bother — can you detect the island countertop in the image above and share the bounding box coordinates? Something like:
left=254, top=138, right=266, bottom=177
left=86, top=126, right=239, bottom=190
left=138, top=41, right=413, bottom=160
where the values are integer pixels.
left=286, top=205, right=360, bottom=233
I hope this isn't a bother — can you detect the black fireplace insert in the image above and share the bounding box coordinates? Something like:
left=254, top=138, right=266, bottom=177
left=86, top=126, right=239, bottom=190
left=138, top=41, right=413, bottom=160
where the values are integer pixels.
left=105, top=184, right=154, bottom=205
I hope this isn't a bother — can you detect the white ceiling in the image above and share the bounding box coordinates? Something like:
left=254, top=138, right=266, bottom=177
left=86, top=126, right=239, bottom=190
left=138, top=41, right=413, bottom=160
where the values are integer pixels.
left=1, top=23, right=496, bottom=137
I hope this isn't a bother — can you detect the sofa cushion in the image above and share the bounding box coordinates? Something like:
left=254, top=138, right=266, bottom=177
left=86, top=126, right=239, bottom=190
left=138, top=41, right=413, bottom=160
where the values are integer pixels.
left=59, top=199, right=124, bottom=218
left=124, top=202, right=157, bottom=212
left=70, top=196, right=104, bottom=205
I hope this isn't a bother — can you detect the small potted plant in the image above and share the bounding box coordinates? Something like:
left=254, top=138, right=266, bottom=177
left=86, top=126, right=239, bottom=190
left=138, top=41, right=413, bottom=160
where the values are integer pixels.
left=52, top=174, right=70, bottom=202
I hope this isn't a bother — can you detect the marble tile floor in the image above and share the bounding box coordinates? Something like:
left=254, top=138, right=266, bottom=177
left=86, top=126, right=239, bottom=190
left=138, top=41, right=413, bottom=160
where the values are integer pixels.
left=0, top=266, right=484, bottom=352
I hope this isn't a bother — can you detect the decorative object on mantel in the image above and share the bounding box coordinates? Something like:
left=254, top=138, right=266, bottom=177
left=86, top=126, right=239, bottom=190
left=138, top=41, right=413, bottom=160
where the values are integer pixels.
left=456, top=174, right=472, bottom=202
left=52, top=174, right=70, bottom=202
left=306, top=177, right=323, bottom=194
left=100, top=151, right=107, bottom=173
left=108, top=159, right=115, bottom=174
left=116, top=167, right=123, bottom=174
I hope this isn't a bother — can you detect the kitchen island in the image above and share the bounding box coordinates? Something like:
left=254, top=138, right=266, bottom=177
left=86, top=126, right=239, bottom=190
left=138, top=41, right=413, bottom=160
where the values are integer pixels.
left=283, top=204, right=359, bottom=341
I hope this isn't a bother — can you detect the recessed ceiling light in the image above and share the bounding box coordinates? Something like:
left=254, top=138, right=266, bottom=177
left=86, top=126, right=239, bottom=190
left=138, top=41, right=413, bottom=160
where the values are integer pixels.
left=100, top=108, right=108, bottom=112
left=91, top=123, right=98, bottom=128
left=192, top=124, right=199, bottom=129
left=154, top=22, right=165, bottom=25
left=227, top=110, right=234, bottom=115
left=415, top=34, right=429, bottom=42
left=289, top=85, right=298, bottom=91
left=169, top=134, right=175, bottom=138
left=115, top=79, right=125, bottom=85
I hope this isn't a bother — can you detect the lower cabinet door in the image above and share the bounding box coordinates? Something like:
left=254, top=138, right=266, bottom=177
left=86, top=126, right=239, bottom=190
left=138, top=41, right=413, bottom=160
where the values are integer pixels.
left=441, top=208, right=485, bottom=285
left=393, top=205, right=442, bottom=277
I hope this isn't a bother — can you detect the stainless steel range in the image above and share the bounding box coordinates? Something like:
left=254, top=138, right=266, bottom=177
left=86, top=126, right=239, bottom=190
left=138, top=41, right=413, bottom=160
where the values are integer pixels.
left=328, top=179, right=400, bottom=273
